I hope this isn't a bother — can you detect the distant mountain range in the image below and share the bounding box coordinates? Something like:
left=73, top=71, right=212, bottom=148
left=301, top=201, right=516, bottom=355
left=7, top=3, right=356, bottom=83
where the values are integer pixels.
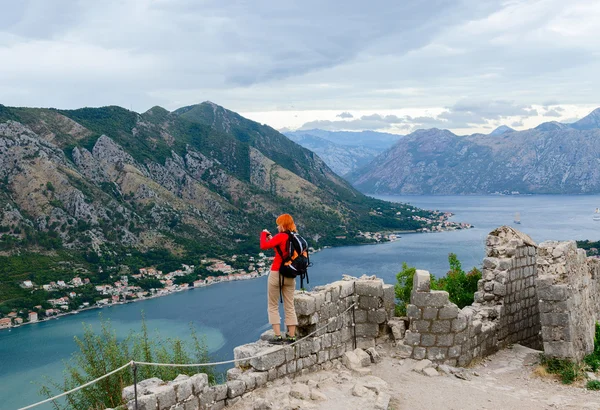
left=348, top=108, right=600, bottom=195
left=284, top=130, right=402, bottom=176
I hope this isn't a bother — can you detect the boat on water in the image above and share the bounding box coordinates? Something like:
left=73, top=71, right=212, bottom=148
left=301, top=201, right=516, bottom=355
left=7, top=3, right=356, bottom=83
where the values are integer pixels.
left=594, top=208, right=600, bottom=221
left=514, top=212, right=521, bottom=224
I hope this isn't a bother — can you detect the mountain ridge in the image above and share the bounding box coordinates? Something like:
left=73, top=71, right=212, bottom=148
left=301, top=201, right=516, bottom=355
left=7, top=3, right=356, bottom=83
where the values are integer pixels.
left=348, top=107, right=600, bottom=195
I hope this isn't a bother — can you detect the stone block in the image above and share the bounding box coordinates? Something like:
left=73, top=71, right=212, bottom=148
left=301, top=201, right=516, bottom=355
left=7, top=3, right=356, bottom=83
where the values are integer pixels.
left=225, top=397, right=241, bottom=407
left=322, top=333, right=332, bottom=348
left=213, top=385, right=227, bottom=401
left=544, top=341, right=575, bottom=358
left=382, top=284, right=395, bottom=308
left=340, top=280, right=355, bottom=298
left=483, top=257, right=498, bottom=269
left=411, top=291, right=450, bottom=308
left=365, top=347, right=382, bottom=363
left=493, top=282, right=506, bottom=296
left=130, top=394, right=157, bottom=410
left=297, top=339, right=313, bottom=358
left=421, top=333, right=435, bottom=347
left=317, top=349, right=330, bottom=363
left=404, top=330, right=421, bottom=346
left=368, top=309, right=387, bottom=324
left=431, top=320, right=451, bottom=334
left=358, top=296, right=381, bottom=310
left=250, top=346, right=286, bottom=371
left=267, top=368, right=277, bottom=381
left=438, top=305, right=459, bottom=320
left=427, top=347, right=448, bottom=361
left=226, top=367, right=242, bottom=381
left=173, top=378, right=194, bottom=402
left=436, top=334, right=454, bottom=347
left=396, top=342, right=414, bottom=358
left=354, top=348, right=372, bottom=367
left=389, top=319, right=406, bottom=341
left=286, top=359, right=297, bottom=374
left=123, top=377, right=163, bottom=402
left=412, top=320, right=431, bottom=332
left=498, top=258, right=512, bottom=270
left=210, top=401, right=225, bottom=410
left=303, top=354, right=317, bottom=368
left=234, top=342, right=263, bottom=367
left=423, top=307, right=438, bottom=320
left=183, top=397, right=199, bottom=410
left=356, top=323, right=379, bottom=338
left=406, top=304, right=421, bottom=319
left=331, top=331, right=342, bottom=346
left=540, top=312, right=570, bottom=327
left=448, top=345, right=461, bottom=358
left=413, top=347, right=426, bottom=360
left=413, top=270, right=431, bottom=292
left=354, top=309, right=368, bottom=323
left=253, top=371, right=268, bottom=387
left=277, top=364, right=287, bottom=378
left=357, top=337, right=376, bottom=350
left=150, top=385, right=176, bottom=410
left=537, top=284, right=567, bottom=301
left=355, top=280, right=384, bottom=297
left=314, top=292, right=325, bottom=310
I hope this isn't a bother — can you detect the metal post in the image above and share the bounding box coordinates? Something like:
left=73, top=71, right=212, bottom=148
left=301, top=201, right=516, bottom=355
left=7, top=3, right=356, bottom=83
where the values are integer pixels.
left=352, top=283, right=357, bottom=350
left=132, top=363, right=139, bottom=410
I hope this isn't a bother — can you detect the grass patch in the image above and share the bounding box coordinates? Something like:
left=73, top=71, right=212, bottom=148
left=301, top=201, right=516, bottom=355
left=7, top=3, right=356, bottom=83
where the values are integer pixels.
left=539, top=355, right=583, bottom=384
left=587, top=380, right=600, bottom=390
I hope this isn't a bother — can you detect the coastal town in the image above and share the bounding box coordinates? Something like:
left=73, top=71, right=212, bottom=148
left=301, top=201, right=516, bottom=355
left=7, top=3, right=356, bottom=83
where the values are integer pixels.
left=0, top=210, right=470, bottom=331
left=0, top=253, right=274, bottom=330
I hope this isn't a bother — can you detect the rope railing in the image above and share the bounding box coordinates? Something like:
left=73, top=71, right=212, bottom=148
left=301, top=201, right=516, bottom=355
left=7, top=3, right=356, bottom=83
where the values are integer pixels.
left=19, top=302, right=357, bottom=410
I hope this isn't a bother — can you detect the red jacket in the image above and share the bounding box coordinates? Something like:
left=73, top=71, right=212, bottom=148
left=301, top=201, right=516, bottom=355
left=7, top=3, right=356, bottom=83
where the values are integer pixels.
left=260, top=231, right=289, bottom=271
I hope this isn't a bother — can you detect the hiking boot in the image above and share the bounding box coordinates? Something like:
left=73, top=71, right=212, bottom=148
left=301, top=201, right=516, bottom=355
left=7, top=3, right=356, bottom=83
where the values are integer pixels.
left=285, top=334, right=297, bottom=344
left=268, top=335, right=284, bottom=345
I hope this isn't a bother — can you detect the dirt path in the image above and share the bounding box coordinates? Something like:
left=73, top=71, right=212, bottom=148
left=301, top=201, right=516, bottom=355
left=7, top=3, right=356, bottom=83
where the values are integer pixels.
left=229, top=344, right=600, bottom=410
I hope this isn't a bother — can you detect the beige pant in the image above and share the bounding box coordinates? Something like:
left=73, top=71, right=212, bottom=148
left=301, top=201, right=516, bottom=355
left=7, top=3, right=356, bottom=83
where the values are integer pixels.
left=268, top=270, right=298, bottom=326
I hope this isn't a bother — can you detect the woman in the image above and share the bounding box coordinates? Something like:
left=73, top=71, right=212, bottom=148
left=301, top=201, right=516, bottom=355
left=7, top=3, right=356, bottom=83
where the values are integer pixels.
left=260, top=213, right=298, bottom=344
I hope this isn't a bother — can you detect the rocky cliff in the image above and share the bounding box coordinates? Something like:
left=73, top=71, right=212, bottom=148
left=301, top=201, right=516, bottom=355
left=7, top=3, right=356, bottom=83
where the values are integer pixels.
left=348, top=109, right=600, bottom=195
left=0, top=103, right=429, bottom=260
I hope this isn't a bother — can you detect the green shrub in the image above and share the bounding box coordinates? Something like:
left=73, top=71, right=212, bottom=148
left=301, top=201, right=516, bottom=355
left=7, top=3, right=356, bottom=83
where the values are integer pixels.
left=540, top=354, right=582, bottom=384
left=40, top=314, right=217, bottom=409
left=584, top=322, right=600, bottom=372
left=587, top=380, right=600, bottom=390
left=394, top=262, right=416, bottom=316
left=431, top=254, right=481, bottom=309
left=395, top=254, right=481, bottom=316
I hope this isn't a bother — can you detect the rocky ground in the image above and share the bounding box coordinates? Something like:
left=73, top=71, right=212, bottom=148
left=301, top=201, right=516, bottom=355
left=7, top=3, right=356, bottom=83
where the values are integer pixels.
left=228, top=343, right=600, bottom=410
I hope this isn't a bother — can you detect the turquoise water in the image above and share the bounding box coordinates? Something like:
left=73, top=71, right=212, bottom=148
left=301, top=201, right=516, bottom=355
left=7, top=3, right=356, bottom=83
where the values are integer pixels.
left=2, top=195, right=600, bottom=409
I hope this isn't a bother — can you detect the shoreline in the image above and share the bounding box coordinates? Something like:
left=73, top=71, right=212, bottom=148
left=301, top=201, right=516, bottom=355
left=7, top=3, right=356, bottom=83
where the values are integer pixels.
left=1, top=223, right=470, bottom=333
left=0, top=271, right=269, bottom=333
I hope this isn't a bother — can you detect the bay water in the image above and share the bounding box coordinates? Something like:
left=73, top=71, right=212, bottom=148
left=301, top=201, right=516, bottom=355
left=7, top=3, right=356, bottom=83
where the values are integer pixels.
left=2, top=195, right=600, bottom=409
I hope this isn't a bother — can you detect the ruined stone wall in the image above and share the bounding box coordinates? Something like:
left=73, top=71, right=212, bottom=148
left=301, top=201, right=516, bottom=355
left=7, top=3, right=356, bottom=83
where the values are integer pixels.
left=398, top=226, right=542, bottom=366
left=536, top=241, right=600, bottom=360
left=122, top=276, right=393, bottom=410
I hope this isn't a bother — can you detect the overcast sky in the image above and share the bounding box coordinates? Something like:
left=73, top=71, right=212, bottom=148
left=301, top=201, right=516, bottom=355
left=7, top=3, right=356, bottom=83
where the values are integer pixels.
left=1, top=0, right=599, bottom=135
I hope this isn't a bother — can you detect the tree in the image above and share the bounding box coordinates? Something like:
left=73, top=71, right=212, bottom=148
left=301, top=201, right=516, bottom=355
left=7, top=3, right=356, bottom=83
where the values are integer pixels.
left=431, top=253, right=481, bottom=309
left=394, top=262, right=416, bottom=316
left=40, top=314, right=217, bottom=409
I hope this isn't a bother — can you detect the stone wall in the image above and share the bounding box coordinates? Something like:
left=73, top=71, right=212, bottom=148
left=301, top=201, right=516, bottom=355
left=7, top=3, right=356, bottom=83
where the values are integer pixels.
left=398, top=226, right=542, bottom=366
left=121, top=226, right=600, bottom=409
left=536, top=240, right=600, bottom=360
left=123, top=276, right=394, bottom=410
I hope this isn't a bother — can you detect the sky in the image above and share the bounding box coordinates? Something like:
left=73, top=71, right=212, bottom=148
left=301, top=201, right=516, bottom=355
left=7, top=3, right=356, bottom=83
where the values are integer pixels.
left=1, top=0, right=599, bottom=135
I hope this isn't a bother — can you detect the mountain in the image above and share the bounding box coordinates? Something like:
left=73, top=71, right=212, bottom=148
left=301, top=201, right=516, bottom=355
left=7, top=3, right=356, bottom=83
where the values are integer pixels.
left=348, top=108, right=600, bottom=195
left=489, top=125, right=515, bottom=136
left=284, top=129, right=402, bottom=176
left=0, top=102, right=435, bottom=305
left=570, top=108, right=600, bottom=130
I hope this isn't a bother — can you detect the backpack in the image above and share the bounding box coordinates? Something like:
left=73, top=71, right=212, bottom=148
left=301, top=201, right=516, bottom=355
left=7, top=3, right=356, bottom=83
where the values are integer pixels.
left=275, top=231, right=311, bottom=300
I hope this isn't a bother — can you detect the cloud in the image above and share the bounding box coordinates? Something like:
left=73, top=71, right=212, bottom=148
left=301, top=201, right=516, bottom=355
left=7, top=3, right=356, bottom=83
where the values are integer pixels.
left=543, top=109, right=563, bottom=117
left=511, top=120, right=524, bottom=127
left=336, top=112, right=354, bottom=119
left=0, top=0, right=599, bottom=120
